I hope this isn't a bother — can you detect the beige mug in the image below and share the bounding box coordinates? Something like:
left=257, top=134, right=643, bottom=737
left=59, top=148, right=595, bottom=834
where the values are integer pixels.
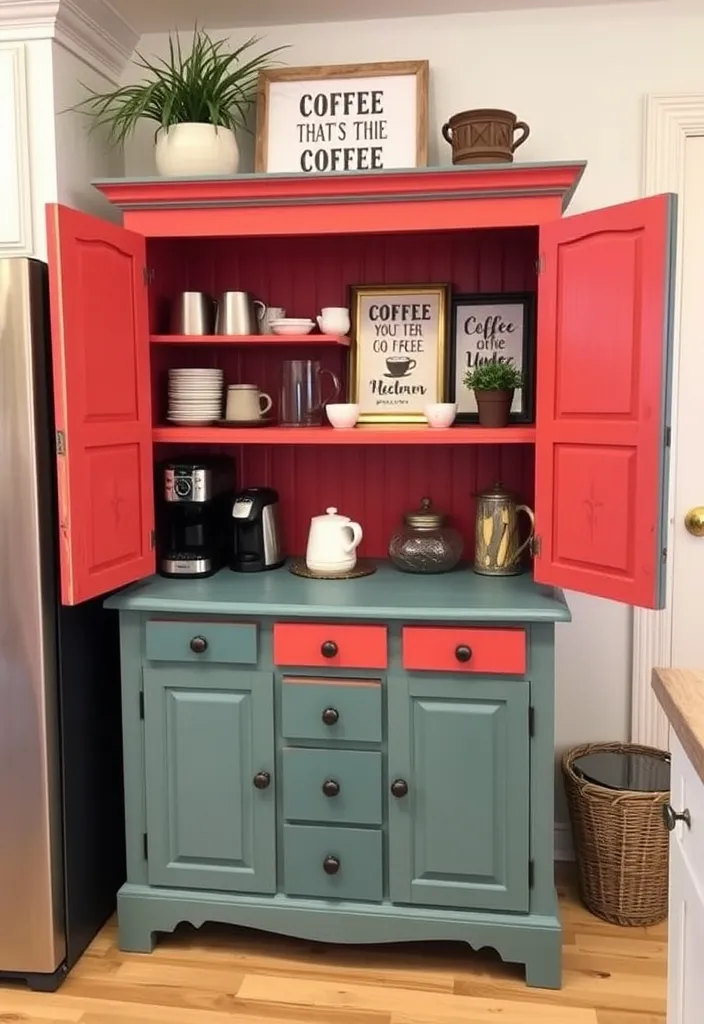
left=225, top=384, right=273, bottom=421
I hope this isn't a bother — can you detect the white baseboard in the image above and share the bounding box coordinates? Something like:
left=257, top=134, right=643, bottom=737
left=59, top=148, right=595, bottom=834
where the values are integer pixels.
left=554, top=822, right=574, bottom=862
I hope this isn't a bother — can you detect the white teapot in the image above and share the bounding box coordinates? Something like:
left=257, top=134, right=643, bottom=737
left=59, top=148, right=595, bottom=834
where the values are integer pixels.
left=306, top=507, right=363, bottom=575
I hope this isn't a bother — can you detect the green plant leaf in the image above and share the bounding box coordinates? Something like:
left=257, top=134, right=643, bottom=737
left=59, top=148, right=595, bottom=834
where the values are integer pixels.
left=463, top=361, right=524, bottom=391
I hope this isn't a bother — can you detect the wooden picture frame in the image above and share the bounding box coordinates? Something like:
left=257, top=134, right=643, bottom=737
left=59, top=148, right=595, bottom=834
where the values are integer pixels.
left=447, top=292, right=536, bottom=424
left=349, top=283, right=449, bottom=424
left=255, top=60, right=428, bottom=174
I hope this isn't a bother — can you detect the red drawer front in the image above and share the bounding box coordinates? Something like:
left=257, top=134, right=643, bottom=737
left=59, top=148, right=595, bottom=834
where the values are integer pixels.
left=402, top=626, right=526, bottom=674
left=273, top=623, right=388, bottom=669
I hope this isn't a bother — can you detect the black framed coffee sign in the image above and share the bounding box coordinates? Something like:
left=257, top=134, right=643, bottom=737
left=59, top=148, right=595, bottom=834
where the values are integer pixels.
left=447, top=292, right=536, bottom=423
left=349, top=284, right=449, bottom=423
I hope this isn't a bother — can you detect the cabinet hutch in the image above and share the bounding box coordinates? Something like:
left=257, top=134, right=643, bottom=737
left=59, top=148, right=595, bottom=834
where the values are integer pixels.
left=44, top=161, right=675, bottom=989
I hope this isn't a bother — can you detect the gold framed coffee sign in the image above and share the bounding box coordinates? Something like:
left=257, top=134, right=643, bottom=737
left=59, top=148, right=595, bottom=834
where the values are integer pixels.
left=255, top=60, right=428, bottom=174
left=349, top=284, right=449, bottom=423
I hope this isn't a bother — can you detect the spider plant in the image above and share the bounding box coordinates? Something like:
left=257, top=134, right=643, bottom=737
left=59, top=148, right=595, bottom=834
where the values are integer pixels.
left=73, top=27, right=287, bottom=144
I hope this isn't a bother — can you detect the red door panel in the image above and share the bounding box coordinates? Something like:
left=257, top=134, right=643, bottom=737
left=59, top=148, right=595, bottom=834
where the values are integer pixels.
left=47, top=204, right=154, bottom=605
left=535, top=194, right=675, bottom=609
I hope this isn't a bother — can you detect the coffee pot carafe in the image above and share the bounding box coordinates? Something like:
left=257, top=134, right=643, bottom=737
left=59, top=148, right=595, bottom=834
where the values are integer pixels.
left=474, top=483, right=534, bottom=576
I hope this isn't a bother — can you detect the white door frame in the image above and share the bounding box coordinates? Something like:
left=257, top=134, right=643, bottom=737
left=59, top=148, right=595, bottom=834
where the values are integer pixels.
left=632, top=94, right=704, bottom=749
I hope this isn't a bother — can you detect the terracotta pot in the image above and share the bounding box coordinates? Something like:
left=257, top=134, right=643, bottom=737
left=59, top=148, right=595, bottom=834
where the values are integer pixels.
left=475, top=388, right=514, bottom=428
left=155, top=123, right=239, bottom=177
left=441, top=109, right=530, bottom=165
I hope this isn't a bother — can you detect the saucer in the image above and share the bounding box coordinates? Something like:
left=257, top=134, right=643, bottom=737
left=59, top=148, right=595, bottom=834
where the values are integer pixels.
left=216, top=418, right=275, bottom=428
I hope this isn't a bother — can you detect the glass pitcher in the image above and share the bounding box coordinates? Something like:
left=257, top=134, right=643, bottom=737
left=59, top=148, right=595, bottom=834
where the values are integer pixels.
left=280, top=360, right=341, bottom=427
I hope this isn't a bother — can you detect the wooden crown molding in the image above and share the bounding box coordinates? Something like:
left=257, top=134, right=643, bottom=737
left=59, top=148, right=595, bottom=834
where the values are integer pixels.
left=0, top=0, right=138, bottom=81
left=632, top=92, right=704, bottom=749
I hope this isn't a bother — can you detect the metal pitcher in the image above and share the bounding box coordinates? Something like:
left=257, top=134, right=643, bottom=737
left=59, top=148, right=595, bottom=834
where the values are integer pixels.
left=474, top=482, right=534, bottom=576
left=216, top=292, right=266, bottom=335
left=170, top=292, right=215, bottom=335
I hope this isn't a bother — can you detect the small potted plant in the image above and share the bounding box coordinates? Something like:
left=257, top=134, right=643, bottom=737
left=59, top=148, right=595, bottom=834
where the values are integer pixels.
left=72, top=28, right=286, bottom=177
left=463, top=361, right=523, bottom=428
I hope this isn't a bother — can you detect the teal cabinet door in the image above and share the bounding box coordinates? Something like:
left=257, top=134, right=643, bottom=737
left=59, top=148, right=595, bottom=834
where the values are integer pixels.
left=143, top=666, right=275, bottom=894
left=388, top=674, right=530, bottom=913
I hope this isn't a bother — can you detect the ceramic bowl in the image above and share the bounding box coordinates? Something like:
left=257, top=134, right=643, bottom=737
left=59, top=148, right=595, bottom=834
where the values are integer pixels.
left=424, top=402, right=458, bottom=429
left=326, top=403, right=360, bottom=429
left=270, top=319, right=315, bottom=336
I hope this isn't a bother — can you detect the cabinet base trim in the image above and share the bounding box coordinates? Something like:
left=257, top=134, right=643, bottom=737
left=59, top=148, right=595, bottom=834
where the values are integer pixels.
left=117, top=883, right=562, bottom=990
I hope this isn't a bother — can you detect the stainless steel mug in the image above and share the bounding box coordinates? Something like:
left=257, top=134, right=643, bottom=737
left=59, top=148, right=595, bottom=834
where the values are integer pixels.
left=216, top=292, right=266, bottom=336
left=280, top=359, right=341, bottom=427
left=170, top=292, right=215, bottom=335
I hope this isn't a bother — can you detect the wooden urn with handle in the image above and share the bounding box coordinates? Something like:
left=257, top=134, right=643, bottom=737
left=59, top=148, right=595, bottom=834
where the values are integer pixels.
left=442, top=109, right=530, bottom=164
left=474, top=483, right=535, bottom=576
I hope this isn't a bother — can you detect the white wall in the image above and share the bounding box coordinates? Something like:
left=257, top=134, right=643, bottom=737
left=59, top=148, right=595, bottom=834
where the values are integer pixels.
left=121, top=1, right=704, bottom=817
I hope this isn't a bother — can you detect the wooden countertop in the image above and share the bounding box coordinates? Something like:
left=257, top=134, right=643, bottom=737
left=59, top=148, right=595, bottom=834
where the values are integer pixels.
left=104, top=562, right=571, bottom=623
left=653, top=667, right=704, bottom=784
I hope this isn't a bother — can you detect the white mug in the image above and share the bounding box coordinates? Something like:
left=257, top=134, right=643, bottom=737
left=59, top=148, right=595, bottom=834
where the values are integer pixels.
left=317, top=306, right=350, bottom=336
left=424, top=402, right=458, bottom=429
left=262, top=306, right=286, bottom=333
left=225, top=384, right=273, bottom=421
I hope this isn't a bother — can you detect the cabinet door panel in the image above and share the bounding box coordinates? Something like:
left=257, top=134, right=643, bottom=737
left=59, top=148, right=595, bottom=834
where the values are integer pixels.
left=535, top=194, right=675, bottom=609
left=46, top=204, right=154, bottom=605
left=143, top=667, right=275, bottom=893
left=388, top=674, right=530, bottom=912
left=668, top=840, right=704, bottom=1024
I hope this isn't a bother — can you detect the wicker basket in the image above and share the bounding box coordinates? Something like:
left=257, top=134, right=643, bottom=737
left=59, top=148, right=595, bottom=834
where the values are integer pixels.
left=562, top=742, right=670, bottom=926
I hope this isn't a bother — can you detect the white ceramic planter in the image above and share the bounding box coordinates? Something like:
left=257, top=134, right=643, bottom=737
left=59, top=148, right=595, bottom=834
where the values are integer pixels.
left=154, top=123, right=239, bottom=177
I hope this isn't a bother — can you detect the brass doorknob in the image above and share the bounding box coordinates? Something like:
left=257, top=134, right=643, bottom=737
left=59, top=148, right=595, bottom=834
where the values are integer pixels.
left=685, top=507, right=704, bottom=536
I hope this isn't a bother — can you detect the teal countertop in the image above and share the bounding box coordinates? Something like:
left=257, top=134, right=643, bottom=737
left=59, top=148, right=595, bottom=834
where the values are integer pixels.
left=105, top=563, right=570, bottom=623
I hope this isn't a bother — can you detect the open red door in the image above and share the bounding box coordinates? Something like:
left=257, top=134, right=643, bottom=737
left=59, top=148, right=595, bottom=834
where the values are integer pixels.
left=534, top=194, right=675, bottom=609
left=47, top=204, right=155, bottom=605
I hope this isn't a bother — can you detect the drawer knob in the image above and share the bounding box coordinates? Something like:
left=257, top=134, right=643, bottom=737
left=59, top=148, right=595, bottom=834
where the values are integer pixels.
left=321, top=640, right=339, bottom=659
left=663, top=804, right=691, bottom=831
left=253, top=771, right=271, bottom=790
left=322, top=778, right=340, bottom=797
left=190, top=635, right=208, bottom=654
left=323, top=855, right=340, bottom=875
left=455, top=644, right=472, bottom=663
left=321, top=707, right=340, bottom=726
left=391, top=778, right=409, bottom=798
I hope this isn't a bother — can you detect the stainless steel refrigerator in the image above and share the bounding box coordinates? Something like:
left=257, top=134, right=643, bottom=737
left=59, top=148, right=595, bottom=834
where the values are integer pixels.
left=0, top=257, right=125, bottom=991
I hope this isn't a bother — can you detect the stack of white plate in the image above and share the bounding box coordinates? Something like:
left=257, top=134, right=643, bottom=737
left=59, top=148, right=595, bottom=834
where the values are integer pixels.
left=269, top=318, right=315, bottom=336
left=167, top=368, right=223, bottom=425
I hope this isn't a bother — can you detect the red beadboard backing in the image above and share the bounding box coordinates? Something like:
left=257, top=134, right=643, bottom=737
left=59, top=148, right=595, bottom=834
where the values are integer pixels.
left=149, top=226, right=537, bottom=560
left=146, top=227, right=538, bottom=334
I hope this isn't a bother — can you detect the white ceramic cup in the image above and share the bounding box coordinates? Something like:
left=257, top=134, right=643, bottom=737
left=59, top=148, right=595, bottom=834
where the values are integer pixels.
left=326, top=403, right=360, bottom=429
left=317, top=307, right=351, bottom=336
left=225, top=384, right=273, bottom=421
left=424, top=402, right=458, bottom=429
left=262, top=306, right=286, bottom=333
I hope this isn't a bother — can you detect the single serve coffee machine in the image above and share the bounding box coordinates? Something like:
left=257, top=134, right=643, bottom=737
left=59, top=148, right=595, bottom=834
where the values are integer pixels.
left=156, top=457, right=235, bottom=578
left=231, top=486, right=284, bottom=572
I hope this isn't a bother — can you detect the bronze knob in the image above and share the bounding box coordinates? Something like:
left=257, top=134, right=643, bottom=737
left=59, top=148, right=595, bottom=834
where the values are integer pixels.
left=322, top=778, right=340, bottom=797
left=253, top=771, right=271, bottom=790
left=321, top=707, right=339, bottom=725
left=455, top=644, right=472, bottom=663
left=685, top=507, right=704, bottom=537
left=323, top=855, right=340, bottom=875
left=663, top=804, right=691, bottom=831
left=190, top=635, right=208, bottom=654
left=391, top=779, right=409, bottom=798
left=321, top=640, right=338, bottom=658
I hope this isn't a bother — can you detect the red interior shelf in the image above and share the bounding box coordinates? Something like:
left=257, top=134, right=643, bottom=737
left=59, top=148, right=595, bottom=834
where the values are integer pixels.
left=151, top=333, right=350, bottom=347
left=152, top=425, right=537, bottom=445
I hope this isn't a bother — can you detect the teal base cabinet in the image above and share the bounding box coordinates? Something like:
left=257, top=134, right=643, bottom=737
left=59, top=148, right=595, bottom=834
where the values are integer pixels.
left=106, top=565, right=570, bottom=990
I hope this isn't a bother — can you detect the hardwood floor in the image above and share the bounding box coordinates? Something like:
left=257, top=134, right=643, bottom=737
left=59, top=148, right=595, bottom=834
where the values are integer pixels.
left=0, top=872, right=666, bottom=1023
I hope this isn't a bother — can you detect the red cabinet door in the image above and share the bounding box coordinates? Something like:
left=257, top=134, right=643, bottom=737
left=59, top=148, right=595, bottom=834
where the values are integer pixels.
left=47, top=204, right=155, bottom=605
left=535, top=194, right=675, bottom=609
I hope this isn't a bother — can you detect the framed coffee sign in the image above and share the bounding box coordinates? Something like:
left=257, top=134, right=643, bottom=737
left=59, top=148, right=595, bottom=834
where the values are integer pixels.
left=255, top=60, right=428, bottom=174
left=447, top=292, right=536, bottom=423
left=349, top=284, right=449, bottom=423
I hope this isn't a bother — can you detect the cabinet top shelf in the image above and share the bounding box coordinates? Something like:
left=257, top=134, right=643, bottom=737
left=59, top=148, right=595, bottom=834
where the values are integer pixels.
left=151, top=333, right=350, bottom=347
left=93, top=161, right=587, bottom=239
left=152, top=425, right=537, bottom=445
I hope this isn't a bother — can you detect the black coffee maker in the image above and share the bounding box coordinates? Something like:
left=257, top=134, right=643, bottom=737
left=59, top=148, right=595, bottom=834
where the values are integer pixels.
left=156, top=457, right=235, bottom=578
left=231, top=487, right=284, bottom=572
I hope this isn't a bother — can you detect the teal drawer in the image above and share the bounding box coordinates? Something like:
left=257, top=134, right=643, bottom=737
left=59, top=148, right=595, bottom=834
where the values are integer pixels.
left=283, top=824, right=383, bottom=902
left=145, top=620, right=257, bottom=665
left=281, top=677, right=382, bottom=743
left=283, top=748, right=382, bottom=826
